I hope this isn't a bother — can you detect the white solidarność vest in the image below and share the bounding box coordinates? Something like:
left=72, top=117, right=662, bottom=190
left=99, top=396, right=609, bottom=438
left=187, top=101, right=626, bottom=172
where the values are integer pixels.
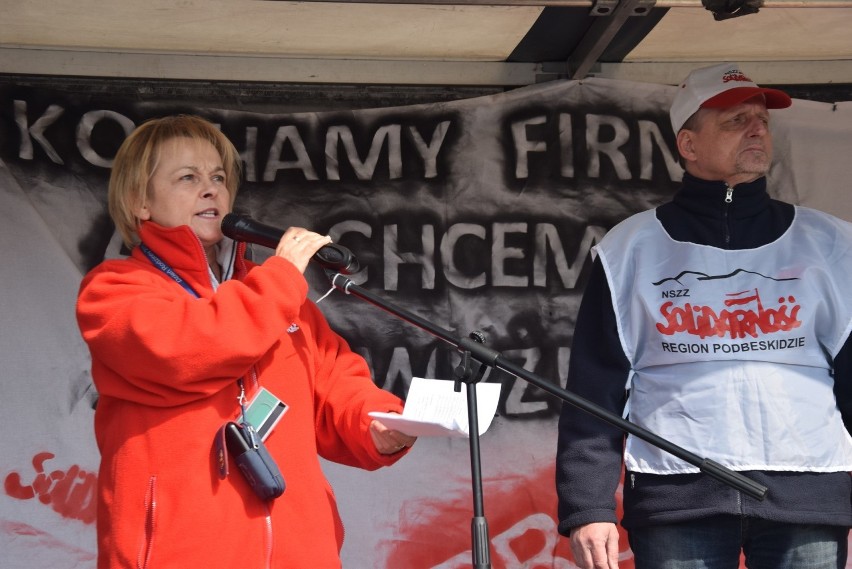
left=596, top=207, right=852, bottom=474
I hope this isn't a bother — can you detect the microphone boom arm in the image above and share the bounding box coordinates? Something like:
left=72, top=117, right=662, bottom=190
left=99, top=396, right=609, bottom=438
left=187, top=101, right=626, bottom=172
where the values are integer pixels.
left=327, top=271, right=768, bottom=501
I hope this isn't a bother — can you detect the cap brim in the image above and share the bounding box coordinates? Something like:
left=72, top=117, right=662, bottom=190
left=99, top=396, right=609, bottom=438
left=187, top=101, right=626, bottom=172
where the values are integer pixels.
left=702, top=86, right=792, bottom=110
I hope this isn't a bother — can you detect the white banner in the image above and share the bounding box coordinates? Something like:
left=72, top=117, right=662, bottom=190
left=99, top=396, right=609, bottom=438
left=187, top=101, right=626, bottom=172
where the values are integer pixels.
left=1, top=77, right=850, bottom=568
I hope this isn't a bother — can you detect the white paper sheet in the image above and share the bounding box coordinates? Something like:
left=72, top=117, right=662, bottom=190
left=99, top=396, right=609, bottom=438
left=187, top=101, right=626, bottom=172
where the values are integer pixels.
left=369, top=376, right=501, bottom=438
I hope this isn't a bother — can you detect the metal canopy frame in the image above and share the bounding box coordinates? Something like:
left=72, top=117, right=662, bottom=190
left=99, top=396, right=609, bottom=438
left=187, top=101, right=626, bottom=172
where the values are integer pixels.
left=1, top=0, right=851, bottom=86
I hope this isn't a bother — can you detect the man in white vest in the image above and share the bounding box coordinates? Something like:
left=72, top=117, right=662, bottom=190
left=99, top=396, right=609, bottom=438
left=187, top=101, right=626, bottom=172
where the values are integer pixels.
left=556, top=62, right=852, bottom=569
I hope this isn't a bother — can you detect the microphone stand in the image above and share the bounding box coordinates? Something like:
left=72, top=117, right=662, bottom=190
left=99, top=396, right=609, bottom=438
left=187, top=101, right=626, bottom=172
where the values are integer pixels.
left=325, top=271, right=768, bottom=568
left=454, top=336, right=491, bottom=569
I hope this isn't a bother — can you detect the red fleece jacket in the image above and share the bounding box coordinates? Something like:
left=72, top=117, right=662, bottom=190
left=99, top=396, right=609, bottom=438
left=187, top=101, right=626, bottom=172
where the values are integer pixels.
left=76, top=222, right=406, bottom=569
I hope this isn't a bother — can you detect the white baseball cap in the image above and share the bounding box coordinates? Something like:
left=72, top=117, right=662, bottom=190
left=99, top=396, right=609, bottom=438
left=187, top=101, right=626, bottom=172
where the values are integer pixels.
left=670, top=62, right=792, bottom=133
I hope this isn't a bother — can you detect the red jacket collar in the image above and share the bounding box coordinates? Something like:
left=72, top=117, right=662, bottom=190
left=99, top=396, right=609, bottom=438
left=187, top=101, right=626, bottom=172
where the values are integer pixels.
left=132, top=222, right=248, bottom=294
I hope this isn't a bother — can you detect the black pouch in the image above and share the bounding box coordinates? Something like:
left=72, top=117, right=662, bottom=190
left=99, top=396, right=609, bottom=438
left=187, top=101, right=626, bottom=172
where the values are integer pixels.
left=215, top=421, right=285, bottom=501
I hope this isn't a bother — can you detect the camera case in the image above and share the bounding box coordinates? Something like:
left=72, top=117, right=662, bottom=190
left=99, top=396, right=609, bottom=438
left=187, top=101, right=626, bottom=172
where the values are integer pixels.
left=216, top=421, right=285, bottom=501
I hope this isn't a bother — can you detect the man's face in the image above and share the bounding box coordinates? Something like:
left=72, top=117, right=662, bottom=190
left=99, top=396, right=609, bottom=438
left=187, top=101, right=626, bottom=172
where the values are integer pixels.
left=677, top=96, right=773, bottom=187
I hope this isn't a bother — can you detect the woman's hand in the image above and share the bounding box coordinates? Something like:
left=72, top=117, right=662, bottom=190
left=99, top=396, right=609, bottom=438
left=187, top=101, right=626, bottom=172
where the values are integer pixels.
left=369, top=416, right=417, bottom=455
left=275, top=227, right=333, bottom=273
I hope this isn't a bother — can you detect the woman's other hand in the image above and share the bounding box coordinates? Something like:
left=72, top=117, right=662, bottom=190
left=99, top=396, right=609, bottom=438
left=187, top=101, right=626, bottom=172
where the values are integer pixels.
left=370, top=417, right=417, bottom=455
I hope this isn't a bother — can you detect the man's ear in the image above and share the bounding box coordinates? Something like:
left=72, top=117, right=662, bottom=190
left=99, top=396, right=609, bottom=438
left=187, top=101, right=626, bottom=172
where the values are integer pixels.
left=676, top=129, right=697, bottom=164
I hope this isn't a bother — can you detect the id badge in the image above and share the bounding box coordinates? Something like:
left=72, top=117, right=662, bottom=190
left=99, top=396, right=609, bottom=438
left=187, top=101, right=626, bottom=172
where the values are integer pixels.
left=243, top=387, right=288, bottom=441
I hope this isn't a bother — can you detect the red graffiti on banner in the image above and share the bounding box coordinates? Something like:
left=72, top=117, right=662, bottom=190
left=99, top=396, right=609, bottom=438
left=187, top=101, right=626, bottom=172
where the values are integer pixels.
left=382, top=465, right=633, bottom=568
left=4, top=451, right=97, bottom=524
left=379, top=462, right=769, bottom=568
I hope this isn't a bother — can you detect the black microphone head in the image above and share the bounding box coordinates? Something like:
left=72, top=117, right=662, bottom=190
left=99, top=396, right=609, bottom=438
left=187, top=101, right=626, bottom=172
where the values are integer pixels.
left=220, top=214, right=282, bottom=249
left=222, top=213, right=240, bottom=233
left=221, top=213, right=240, bottom=237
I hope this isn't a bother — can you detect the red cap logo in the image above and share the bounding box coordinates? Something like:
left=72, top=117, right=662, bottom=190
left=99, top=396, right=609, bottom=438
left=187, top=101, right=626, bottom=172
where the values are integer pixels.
left=722, top=70, right=752, bottom=83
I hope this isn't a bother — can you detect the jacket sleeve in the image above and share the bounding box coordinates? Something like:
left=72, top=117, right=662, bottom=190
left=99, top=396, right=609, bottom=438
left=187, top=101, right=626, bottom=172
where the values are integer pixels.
left=76, top=255, right=309, bottom=406
left=302, top=301, right=407, bottom=470
left=556, top=259, right=631, bottom=535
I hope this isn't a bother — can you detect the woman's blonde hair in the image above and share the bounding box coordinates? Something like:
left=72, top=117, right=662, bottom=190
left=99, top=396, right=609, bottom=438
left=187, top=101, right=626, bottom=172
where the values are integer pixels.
left=108, top=115, right=242, bottom=247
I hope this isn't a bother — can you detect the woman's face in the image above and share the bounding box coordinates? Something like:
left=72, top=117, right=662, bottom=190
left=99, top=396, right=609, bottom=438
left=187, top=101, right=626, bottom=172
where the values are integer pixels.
left=136, top=137, right=231, bottom=254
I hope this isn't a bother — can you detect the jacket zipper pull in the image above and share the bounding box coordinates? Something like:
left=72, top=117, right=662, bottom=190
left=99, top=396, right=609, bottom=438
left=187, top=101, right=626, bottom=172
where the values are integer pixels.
left=630, top=473, right=635, bottom=489
left=723, top=185, right=734, bottom=246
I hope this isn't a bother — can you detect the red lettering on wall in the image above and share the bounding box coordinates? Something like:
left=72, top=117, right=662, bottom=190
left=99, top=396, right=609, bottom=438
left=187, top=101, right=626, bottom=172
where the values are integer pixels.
left=4, top=451, right=97, bottom=524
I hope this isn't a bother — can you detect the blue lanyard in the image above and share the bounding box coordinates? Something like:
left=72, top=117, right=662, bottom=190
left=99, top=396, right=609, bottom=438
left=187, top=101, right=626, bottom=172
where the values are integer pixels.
left=139, top=243, right=200, bottom=299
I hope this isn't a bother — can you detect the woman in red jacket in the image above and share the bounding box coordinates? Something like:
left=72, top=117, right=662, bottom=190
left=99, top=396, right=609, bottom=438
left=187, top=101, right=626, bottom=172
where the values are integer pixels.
left=76, top=114, right=416, bottom=568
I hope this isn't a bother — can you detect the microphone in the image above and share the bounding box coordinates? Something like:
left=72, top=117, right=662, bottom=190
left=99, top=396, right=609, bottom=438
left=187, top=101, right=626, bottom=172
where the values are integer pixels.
left=221, top=213, right=360, bottom=275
